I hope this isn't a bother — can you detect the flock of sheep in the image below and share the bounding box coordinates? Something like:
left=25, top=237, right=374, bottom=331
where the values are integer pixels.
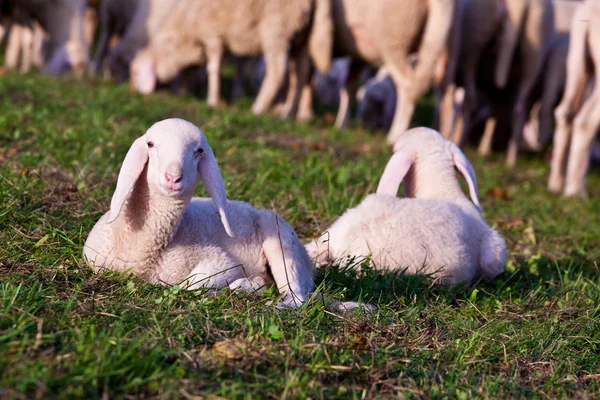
left=0, top=0, right=597, bottom=303
left=2, top=0, right=598, bottom=198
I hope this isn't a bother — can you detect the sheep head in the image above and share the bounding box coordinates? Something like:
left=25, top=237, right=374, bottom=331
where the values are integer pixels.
left=377, top=127, right=481, bottom=210
left=130, top=35, right=206, bottom=95
left=106, top=118, right=234, bottom=237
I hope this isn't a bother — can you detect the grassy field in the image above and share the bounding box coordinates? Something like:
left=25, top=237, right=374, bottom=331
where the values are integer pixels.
left=1, top=71, right=600, bottom=399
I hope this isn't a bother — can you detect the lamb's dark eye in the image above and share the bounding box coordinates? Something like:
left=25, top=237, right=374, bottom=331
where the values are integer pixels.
left=147, top=141, right=154, bottom=148
left=196, top=147, right=204, bottom=154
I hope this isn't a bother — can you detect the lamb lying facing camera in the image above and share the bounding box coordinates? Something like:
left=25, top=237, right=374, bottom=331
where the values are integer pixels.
left=305, top=127, right=507, bottom=284
left=83, top=118, right=313, bottom=307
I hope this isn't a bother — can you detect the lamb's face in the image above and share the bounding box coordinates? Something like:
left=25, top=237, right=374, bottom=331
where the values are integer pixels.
left=143, top=119, right=208, bottom=198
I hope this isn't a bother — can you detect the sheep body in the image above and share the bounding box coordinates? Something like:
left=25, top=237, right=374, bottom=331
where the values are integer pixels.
left=305, top=127, right=507, bottom=284
left=84, top=119, right=313, bottom=307
left=93, top=0, right=176, bottom=81
left=306, top=194, right=505, bottom=283
left=86, top=197, right=311, bottom=292
left=131, top=0, right=332, bottom=115
left=329, top=0, right=453, bottom=143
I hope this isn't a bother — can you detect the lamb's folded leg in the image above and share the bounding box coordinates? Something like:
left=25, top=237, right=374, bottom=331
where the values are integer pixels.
left=260, top=213, right=314, bottom=308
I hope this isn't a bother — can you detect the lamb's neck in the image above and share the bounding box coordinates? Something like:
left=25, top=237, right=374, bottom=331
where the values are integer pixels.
left=113, top=177, right=190, bottom=262
left=405, top=160, right=468, bottom=203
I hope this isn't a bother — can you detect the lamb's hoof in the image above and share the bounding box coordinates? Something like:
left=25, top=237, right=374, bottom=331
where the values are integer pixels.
left=229, top=276, right=268, bottom=293
left=267, top=294, right=306, bottom=309
left=331, top=301, right=377, bottom=313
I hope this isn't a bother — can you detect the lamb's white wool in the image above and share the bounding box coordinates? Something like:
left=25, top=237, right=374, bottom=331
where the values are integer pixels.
left=305, top=127, right=507, bottom=284
left=83, top=118, right=314, bottom=308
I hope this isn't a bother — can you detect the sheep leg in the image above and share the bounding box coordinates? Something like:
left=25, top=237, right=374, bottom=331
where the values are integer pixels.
left=231, top=57, right=247, bottom=101
left=549, top=104, right=574, bottom=193
left=506, top=96, right=531, bottom=167
left=32, top=23, right=45, bottom=69
left=439, top=84, right=456, bottom=139
left=386, top=52, right=422, bottom=143
left=183, top=249, right=244, bottom=291
left=19, top=24, right=34, bottom=73
left=296, top=67, right=314, bottom=121
left=251, top=50, right=287, bottom=115
left=335, top=59, right=364, bottom=129
left=537, top=55, right=566, bottom=151
left=563, top=88, right=600, bottom=198
left=84, top=6, right=98, bottom=47
left=506, top=0, right=554, bottom=167
left=478, top=117, right=497, bottom=157
left=535, top=82, right=556, bottom=151
left=438, top=0, right=466, bottom=137
left=495, top=0, right=526, bottom=88
left=5, top=24, right=22, bottom=70
left=229, top=276, right=269, bottom=293
left=522, top=101, right=542, bottom=151
left=386, top=82, right=416, bottom=144
left=206, top=42, right=224, bottom=108
left=260, top=214, right=313, bottom=308
left=548, top=8, right=590, bottom=193
left=91, top=23, right=110, bottom=74
left=452, top=56, right=480, bottom=146
left=280, top=46, right=311, bottom=120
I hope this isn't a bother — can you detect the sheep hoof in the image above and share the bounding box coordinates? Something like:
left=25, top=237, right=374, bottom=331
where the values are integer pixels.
left=547, top=179, right=564, bottom=194
left=229, top=276, right=268, bottom=293
left=331, top=301, right=377, bottom=313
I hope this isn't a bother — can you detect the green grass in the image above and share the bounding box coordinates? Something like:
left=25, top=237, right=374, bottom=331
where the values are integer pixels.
left=1, top=71, right=600, bottom=399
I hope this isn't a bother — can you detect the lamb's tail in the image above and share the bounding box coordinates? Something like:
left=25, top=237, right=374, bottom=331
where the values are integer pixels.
left=480, top=228, right=508, bottom=279
left=308, top=0, right=333, bottom=74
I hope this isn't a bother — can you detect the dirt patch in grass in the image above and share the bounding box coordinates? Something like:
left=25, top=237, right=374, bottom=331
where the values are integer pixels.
left=248, top=131, right=380, bottom=160
left=0, top=261, right=56, bottom=282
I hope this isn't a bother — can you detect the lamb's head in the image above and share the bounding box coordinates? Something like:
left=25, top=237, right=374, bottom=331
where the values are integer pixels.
left=106, top=118, right=234, bottom=237
left=377, top=127, right=481, bottom=210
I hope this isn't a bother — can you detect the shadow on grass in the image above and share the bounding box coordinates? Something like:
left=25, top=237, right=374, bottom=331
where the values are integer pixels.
left=313, top=251, right=600, bottom=310
left=313, top=260, right=473, bottom=307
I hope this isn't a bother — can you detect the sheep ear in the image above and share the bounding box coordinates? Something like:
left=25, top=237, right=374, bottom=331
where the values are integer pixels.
left=376, top=147, right=415, bottom=197
left=449, top=143, right=482, bottom=211
left=198, top=145, right=235, bottom=238
left=107, top=137, right=149, bottom=223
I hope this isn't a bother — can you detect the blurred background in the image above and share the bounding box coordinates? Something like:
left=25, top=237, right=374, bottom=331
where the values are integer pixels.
left=0, top=0, right=597, bottom=197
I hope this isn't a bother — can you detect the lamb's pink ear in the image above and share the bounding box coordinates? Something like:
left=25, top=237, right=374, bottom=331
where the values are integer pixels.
left=449, top=143, right=482, bottom=211
left=107, top=137, right=149, bottom=223
left=376, top=147, right=415, bottom=197
left=198, top=144, right=235, bottom=238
